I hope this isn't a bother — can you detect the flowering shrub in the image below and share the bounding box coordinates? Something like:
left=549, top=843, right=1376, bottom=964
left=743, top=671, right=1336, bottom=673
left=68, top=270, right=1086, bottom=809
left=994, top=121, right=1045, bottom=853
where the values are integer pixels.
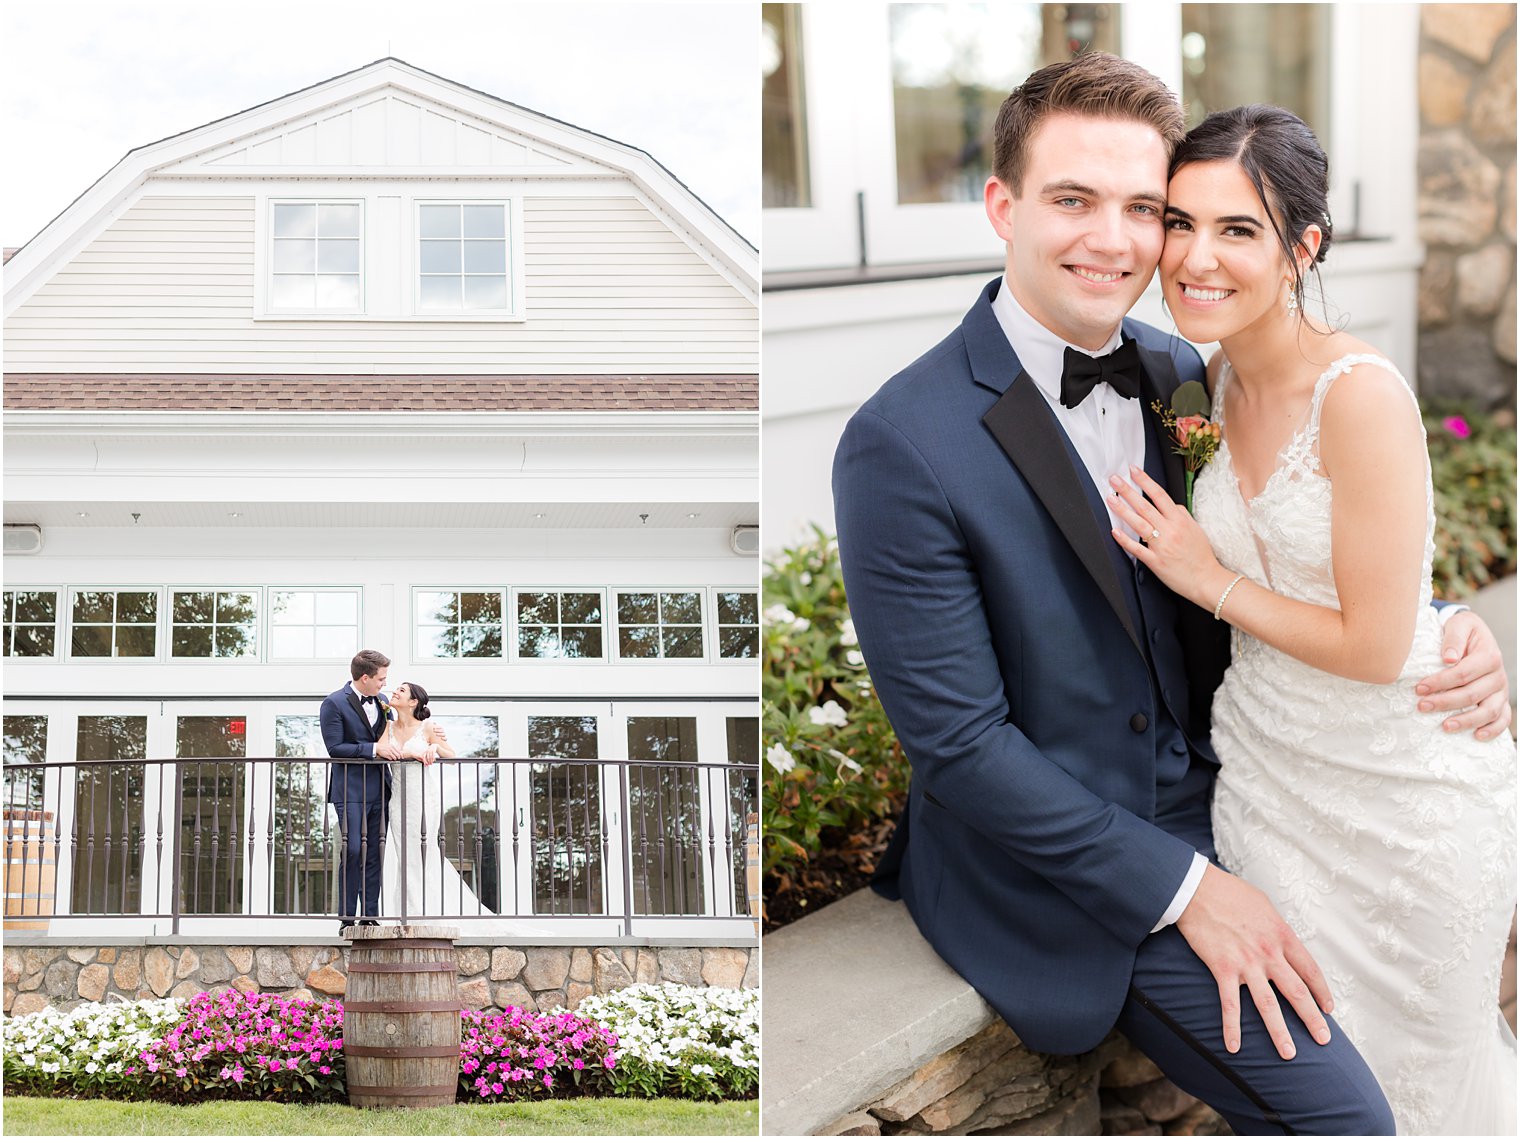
left=1423, top=401, right=1516, bottom=598
left=127, top=990, right=346, bottom=1103
left=763, top=527, right=908, bottom=880
left=3, top=998, right=184, bottom=1098
left=578, top=983, right=757, bottom=1101
left=459, top=1005, right=617, bottom=1101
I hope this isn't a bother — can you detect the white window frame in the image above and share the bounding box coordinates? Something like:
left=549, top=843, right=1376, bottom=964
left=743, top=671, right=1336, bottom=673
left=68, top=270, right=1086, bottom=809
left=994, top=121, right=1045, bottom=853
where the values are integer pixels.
left=65, top=587, right=165, bottom=663
left=709, top=587, right=761, bottom=665
left=408, top=197, right=526, bottom=322
left=510, top=587, right=609, bottom=665
left=3, top=587, right=62, bottom=662
left=166, top=587, right=262, bottom=663
left=610, top=587, right=708, bottom=665
left=266, top=587, right=364, bottom=664
left=411, top=587, right=508, bottom=663
left=257, top=197, right=366, bottom=318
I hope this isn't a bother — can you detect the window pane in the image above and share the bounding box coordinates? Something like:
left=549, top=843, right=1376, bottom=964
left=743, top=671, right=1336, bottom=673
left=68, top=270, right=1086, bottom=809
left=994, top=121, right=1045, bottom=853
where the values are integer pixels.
left=463, top=276, right=508, bottom=310
left=459, top=624, right=503, bottom=658
left=463, top=204, right=505, bottom=238
left=173, top=592, right=213, bottom=623
left=214, top=626, right=256, bottom=658
left=662, top=592, right=702, bottom=625
left=172, top=626, right=213, bottom=657
left=176, top=717, right=247, bottom=917
left=315, top=592, right=358, bottom=624
left=717, top=591, right=759, bottom=625
left=626, top=717, right=702, bottom=915
left=516, top=592, right=557, bottom=625
left=420, top=205, right=461, bottom=238
left=560, top=627, right=601, bottom=659
left=1180, top=5, right=1331, bottom=141
left=272, top=626, right=315, bottom=658
left=726, top=717, right=759, bottom=916
left=619, top=626, right=660, bottom=658
left=3, top=715, right=49, bottom=815
left=316, top=275, right=360, bottom=308
left=72, top=591, right=113, bottom=624
left=517, top=626, right=556, bottom=658
left=460, top=592, right=502, bottom=624
left=271, top=591, right=314, bottom=625
left=662, top=626, right=704, bottom=658
left=762, top=3, right=811, bottom=208
left=273, top=716, right=333, bottom=917
left=71, top=626, right=113, bottom=657
left=417, top=591, right=460, bottom=624
left=529, top=716, right=603, bottom=916
left=13, top=626, right=55, bottom=657
left=273, top=203, right=315, bottom=237
left=12, top=592, right=56, bottom=623
left=418, top=625, right=460, bottom=658
left=216, top=592, right=256, bottom=623
left=117, top=593, right=157, bottom=623
left=618, top=592, right=658, bottom=624
left=318, top=239, right=360, bottom=273
left=272, top=275, right=316, bottom=308
left=319, top=203, right=361, bottom=237
left=72, top=717, right=146, bottom=915
left=273, top=238, right=316, bottom=273
left=419, top=276, right=459, bottom=309
left=314, top=625, right=357, bottom=658
left=463, top=240, right=506, bottom=273
left=421, top=241, right=462, bottom=274
left=561, top=593, right=601, bottom=624
left=719, top=626, right=760, bottom=659
left=115, top=626, right=157, bottom=657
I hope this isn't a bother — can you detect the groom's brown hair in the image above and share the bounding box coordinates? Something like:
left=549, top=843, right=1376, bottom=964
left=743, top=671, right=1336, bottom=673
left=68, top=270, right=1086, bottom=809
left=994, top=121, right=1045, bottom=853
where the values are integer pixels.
left=993, top=52, right=1185, bottom=196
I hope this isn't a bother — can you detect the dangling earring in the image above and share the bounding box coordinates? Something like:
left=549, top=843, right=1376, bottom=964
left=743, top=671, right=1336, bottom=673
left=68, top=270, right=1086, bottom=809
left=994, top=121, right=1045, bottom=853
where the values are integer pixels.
left=1284, top=281, right=1298, bottom=317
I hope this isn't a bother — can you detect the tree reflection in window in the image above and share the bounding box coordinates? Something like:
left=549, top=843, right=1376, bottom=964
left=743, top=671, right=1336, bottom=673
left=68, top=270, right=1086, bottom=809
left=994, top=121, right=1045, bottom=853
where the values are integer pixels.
left=70, top=591, right=157, bottom=658
left=3, top=715, right=47, bottom=813
left=416, top=591, right=504, bottom=659
left=3, top=715, right=51, bottom=926
left=4, top=591, right=57, bottom=657
left=177, top=717, right=247, bottom=916
left=171, top=591, right=258, bottom=659
left=727, top=717, right=759, bottom=916
left=617, top=591, right=704, bottom=660
left=72, top=717, right=146, bottom=914
left=272, top=716, right=334, bottom=916
left=627, top=717, right=703, bottom=916
left=528, top=717, right=604, bottom=916
left=517, top=591, right=604, bottom=660
left=434, top=716, right=501, bottom=914
left=716, top=592, right=760, bottom=659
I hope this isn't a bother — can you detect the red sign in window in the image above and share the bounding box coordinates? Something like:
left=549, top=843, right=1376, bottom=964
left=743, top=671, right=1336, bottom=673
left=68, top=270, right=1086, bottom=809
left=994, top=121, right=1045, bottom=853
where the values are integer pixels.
left=228, top=719, right=246, bottom=735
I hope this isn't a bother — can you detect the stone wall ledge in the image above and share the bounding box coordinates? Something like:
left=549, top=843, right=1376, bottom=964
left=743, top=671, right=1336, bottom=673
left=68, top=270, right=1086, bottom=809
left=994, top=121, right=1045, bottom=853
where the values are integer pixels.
left=762, top=888, right=997, bottom=1136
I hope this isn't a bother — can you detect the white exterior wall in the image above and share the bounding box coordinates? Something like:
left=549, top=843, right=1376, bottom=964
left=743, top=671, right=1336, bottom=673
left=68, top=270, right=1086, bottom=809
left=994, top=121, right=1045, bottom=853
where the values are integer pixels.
left=6, top=192, right=755, bottom=373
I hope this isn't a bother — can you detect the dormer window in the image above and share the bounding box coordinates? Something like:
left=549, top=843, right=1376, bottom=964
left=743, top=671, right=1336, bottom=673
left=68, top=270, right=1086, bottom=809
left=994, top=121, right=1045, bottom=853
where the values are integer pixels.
left=269, top=200, right=362, bottom=313
left=417, top=201, right=512, bottom=314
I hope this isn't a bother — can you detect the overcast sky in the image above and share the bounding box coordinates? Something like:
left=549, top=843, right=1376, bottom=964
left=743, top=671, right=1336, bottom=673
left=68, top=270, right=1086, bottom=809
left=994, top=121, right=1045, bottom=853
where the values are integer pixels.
left=2, top=0, right=758, bottom=250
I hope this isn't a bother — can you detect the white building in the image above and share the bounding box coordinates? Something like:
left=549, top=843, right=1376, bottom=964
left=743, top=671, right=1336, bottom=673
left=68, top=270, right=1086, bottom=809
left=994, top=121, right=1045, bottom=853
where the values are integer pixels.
left=3, top=58, right=759, bottom=946
left=763, top=3, right=1426, bottom=546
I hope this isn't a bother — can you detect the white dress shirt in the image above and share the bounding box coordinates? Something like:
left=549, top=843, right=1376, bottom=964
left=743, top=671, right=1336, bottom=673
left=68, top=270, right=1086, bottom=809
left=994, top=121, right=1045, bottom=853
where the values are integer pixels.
left=989, top=276, right=1207, bottom=932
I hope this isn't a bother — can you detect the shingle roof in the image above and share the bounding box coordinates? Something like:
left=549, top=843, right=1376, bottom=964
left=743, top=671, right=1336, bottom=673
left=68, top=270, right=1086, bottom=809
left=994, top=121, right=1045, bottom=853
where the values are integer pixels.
left=3, top=374, right=758, bottom=411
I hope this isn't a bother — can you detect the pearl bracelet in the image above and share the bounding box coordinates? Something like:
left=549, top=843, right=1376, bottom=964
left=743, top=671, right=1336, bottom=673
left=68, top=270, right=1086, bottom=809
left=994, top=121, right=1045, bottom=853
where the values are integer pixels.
left=1213, top=573, right=1246, bottom=620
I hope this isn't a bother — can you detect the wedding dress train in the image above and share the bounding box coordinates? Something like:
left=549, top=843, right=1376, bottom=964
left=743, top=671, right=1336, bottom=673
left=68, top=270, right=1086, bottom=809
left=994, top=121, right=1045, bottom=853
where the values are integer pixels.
left=1195, top=354, right=1517, bottom=1134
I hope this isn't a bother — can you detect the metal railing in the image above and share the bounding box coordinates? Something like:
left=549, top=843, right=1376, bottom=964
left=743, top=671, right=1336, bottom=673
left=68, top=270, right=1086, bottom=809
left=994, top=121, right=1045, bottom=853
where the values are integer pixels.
left=1, top=755, right=759, bottom=936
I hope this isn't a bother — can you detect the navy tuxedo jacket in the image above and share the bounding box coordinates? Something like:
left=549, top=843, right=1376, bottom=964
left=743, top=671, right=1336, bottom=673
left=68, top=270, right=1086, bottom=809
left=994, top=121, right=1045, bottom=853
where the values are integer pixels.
left=833, top=279, right=1231, bottom=1054
left=320, top=685, right=392, bottom=804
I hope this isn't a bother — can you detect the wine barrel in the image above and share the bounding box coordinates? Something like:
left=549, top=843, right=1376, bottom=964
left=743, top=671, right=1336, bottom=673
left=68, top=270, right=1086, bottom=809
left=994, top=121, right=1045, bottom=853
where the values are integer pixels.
left=343, top=924, right=461, bottom=1109
left=4, top=811, right=56, bottom=932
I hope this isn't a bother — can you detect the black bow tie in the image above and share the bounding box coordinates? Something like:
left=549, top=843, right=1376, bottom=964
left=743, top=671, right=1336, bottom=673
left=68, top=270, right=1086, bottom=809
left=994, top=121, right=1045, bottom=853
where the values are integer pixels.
left=1059, top=338, right=1143, bottom=409
left=359, top=695, right=376, bottom=706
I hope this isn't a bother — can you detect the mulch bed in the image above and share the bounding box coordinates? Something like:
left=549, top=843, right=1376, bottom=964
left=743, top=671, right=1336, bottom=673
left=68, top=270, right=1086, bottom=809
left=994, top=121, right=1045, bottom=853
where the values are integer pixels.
left=762, top=805, right=902, bottom=933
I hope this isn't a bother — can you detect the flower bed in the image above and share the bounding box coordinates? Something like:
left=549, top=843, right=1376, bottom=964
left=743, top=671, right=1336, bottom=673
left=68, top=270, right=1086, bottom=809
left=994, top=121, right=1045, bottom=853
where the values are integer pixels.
left=2, top=997, right=183, bottom=1099
left=577, top=983, right=758, bottom=1101
left=1423, top=402, right=1517, bottom=598
left=459, top=1006, right=618, bottom=1101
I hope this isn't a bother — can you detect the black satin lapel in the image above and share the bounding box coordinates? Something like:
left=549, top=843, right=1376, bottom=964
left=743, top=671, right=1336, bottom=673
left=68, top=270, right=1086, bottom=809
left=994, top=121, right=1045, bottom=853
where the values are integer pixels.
left=346, top=690, right=381, bottom=741
left=1137, top=346, right=1188, bottom=505
left=982, top=377, right=1143, bottom=654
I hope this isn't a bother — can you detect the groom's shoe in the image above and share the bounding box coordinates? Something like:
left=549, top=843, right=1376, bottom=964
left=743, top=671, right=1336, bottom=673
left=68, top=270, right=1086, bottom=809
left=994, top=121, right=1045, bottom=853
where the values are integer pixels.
left=358, top=919, right=379, bottom=927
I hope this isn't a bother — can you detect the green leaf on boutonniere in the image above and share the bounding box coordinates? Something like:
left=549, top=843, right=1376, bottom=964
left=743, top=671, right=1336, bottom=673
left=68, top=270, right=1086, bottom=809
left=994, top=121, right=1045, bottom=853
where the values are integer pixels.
left=1170, top=380, right=1210, bottom=418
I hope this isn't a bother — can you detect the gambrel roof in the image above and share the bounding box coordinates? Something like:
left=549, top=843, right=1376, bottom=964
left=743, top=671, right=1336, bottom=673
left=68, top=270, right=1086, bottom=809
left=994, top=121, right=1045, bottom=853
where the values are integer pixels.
left=3, top=57, right=757, bottom=317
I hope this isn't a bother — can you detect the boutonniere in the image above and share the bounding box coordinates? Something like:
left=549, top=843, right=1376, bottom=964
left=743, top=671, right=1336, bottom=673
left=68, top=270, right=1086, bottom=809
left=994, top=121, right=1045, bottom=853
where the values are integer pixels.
left=378, top=697, right=395, bottom=722
left=1150, top=380, right=1220, bottom=513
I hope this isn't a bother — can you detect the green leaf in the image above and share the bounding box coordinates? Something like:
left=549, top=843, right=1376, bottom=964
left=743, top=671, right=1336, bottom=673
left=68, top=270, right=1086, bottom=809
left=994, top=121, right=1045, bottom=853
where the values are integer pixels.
left=1170, top=381, right=1210, bottom=418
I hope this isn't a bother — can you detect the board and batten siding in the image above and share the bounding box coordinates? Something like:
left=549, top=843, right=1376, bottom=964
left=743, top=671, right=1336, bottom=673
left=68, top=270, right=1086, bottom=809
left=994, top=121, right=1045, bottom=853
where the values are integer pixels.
left=6, top=195, right=756, bottom=374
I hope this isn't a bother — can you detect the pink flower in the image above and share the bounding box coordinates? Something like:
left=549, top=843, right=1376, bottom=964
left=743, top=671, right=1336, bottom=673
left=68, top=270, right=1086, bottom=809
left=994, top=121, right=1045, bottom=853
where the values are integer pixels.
left=1443, top=415, right=1472, bottom=439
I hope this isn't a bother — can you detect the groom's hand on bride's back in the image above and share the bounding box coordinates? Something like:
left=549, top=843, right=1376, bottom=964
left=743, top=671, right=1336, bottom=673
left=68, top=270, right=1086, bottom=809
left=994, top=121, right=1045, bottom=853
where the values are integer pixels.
left=1174, top=864, right=1335, bottom=1062
left=1418, top=609, right=1512, bottom=741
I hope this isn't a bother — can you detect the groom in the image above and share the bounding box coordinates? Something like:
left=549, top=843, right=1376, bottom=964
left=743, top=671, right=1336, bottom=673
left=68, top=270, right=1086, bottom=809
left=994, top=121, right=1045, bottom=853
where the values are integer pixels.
left=320, top=648, right=401, bottom=930
left=833, top=53, right=1510, bottom=1135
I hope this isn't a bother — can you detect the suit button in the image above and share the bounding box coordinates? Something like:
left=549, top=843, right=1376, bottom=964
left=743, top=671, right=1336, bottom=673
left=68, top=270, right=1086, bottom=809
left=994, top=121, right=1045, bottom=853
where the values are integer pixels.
left=1136, top=566, right=1147, bottom=583
left=1171, top=741, right=1189, bottom=756
left=1130, top=713, right=1149, bottom=733
left=1151, top=629, right=1161, bottom=644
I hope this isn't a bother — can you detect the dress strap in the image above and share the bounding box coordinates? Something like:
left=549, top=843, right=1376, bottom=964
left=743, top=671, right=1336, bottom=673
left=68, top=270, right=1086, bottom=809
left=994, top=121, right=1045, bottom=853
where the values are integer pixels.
left=1211, top=355, right=1233, bottom=425
left=1304, top=354, right=1408, bottom=445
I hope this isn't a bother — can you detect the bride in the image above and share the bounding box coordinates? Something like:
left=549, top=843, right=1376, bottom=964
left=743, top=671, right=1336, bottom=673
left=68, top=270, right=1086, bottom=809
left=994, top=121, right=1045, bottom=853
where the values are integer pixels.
left=1109, top=104, right=1516, bottom=1134
left=379, top=681, right=481, bottom=922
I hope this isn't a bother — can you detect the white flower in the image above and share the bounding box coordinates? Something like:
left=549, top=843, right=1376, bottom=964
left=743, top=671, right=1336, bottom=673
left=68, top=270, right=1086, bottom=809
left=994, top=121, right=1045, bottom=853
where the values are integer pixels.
left=839, top=618, right=857, bottom=646
left=766, top=743, right=796, bottom=774
left=792, top=616, right=811, bottom=632
left=829, top=749, right=864, bottom=775
left=846, top=650, right=864, bottom=666
left=799, top=572, right=812, bottom=585
left=763, top=604, right=796, bottom=626
left=809, top=700, right=848, bottom=728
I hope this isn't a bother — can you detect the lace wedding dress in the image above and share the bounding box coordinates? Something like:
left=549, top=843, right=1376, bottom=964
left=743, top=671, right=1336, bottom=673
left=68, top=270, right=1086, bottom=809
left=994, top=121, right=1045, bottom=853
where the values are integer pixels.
left=1195, top=354, right=1517, bottom=1135
left=382, top=727, right=495, bottom=921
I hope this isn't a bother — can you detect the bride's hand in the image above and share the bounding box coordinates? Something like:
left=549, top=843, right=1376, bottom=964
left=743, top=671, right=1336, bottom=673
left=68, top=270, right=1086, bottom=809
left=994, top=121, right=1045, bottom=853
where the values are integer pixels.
left=1109, top=466, right=1236, bottom=611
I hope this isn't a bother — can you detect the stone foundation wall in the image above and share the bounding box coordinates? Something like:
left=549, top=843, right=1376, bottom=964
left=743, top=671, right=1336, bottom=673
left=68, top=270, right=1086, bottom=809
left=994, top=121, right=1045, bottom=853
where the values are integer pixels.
left=3, top=943, right=757, bottom=1021
left=818, top=1022, right=1226, bottom=1137
left=1416, top=3, right=1517, bottom=405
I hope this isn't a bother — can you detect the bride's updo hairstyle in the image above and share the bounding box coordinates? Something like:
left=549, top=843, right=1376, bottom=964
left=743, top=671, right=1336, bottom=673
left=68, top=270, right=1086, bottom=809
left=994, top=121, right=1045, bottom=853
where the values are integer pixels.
left=1169, top=104, right=1333, bottom=318
left=404, top=681, right=432, bottom=721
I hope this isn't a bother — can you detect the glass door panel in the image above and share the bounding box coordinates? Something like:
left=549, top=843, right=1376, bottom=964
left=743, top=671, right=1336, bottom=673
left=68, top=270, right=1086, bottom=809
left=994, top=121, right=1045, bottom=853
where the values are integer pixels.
left=72, top=717, right=147, bottom=914
left=726, top=717, right=760, bottom=918
left=527, top=716, right=606, bottom=916
left=176, top=716, right=247, bottom=916
left=626, top=716, right=704, bottom=916
left=272, top=715, right=334, bottom=917
left=431, top=714, right=502, bottom=917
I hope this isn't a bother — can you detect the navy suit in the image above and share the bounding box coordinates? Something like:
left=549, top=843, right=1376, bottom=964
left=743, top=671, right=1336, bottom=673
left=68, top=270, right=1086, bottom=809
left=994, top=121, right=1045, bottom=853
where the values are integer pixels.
left=321, top=685, right=391, bottom=923
left=834, top=280, right=1391, bottom=1134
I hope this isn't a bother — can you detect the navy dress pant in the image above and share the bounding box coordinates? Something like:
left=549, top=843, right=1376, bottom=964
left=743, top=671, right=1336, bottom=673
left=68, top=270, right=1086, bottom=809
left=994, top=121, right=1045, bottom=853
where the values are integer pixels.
left=333, top=792, right=387, bottom=923
left=1117, top=762, right=1395, bottom=1136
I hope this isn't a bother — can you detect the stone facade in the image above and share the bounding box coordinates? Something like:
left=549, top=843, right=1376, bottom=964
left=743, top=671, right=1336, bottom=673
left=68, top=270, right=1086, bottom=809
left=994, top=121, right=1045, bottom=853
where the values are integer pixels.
left=817, top=1023, right=1227, bottom=1137
left=1417, top=4, right=1517, bottom=405
left=2, top=942, right=756, bottom=1020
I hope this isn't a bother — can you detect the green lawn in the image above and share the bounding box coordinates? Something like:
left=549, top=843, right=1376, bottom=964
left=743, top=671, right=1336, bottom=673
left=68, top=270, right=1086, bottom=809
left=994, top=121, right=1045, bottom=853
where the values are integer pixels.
left=1, top=1096, right=758, bottom=1136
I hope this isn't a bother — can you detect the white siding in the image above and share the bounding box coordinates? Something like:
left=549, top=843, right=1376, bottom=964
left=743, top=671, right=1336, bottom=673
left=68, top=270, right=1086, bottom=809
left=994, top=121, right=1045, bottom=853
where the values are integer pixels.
left=6, top=195, right=756, bottom=374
